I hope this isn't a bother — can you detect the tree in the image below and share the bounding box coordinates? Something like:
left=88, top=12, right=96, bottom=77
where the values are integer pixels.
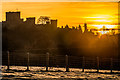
left=37, top=16, right=50, bottom=24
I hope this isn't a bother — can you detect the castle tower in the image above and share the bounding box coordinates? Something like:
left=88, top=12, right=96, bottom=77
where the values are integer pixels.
left=51, top=19, right=57, bottom=29
left=79, top=25, right=82, bottom=33
left=6, top=11, right=21, bottom=23
left=26, top=17, right=35, bottom=25
left=84, top=23, right=88, bottom=32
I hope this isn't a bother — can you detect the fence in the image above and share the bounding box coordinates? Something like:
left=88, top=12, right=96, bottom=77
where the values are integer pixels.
left=2, top=51, right=120, bottom=72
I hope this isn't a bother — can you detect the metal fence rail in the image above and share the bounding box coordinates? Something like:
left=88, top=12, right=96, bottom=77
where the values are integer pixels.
left=2, top=51, right=120, bottom=72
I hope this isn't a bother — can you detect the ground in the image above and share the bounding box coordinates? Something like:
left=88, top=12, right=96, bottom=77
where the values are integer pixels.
left=0, top=66, right=120, bottom=80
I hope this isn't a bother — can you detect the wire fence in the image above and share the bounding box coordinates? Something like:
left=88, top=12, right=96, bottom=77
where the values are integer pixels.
left=2, top=51, right=120, bottom=72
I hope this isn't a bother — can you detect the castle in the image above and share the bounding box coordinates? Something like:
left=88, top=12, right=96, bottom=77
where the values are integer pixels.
left=2, top=11, right=57, bottom=30
left=2, top=11, right=95, bottom=34
left=2, top=11, right=119, bottom=58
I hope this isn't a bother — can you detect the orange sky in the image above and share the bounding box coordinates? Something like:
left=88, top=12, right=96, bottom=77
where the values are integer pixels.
left=1, top=2, right=118, bottom=29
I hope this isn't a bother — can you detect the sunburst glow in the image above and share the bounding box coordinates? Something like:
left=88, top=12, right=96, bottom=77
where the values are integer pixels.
left=92, top=25, right=117, bottom=29
left=93, top=20, right=111, bottom=22
left=1, top=2, right=118, bottom=35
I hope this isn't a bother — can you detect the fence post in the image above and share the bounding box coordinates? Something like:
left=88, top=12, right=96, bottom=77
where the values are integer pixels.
left=97, top=56, right=99, bottom=73
left=65, top=55, right=69, bottom=72
left=82, top=56, right=85, bottom=72
left=26, top=52, right=30, bottom=71
left=14, top=53, right=15, bottom=66
left=7, top=51, right=10, bottom=70
left=110, top=58, right=113, bottom=73
left=46, top=52, right=49, bottom=71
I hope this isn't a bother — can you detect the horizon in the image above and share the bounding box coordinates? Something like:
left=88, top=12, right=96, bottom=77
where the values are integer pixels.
left=1, top=2, right=118, bottom=30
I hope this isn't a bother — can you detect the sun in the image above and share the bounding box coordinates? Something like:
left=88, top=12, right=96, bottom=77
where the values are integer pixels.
left=98, top=31, right=109, bottom=35
left=92, top=25, right=116, bottom=29
left=91, top=24, right=117, bottom=35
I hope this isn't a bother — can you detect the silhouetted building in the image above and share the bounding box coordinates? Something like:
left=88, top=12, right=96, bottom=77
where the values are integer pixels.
left=84, top=23, right=88, bottom=32
left=2, top=11, right=119, bottom=58
left=6, top=11, right=20, bottom=22
left=72, top=26, right=75, bottom=30
left=79, top=25, right=82, bottom=33
left=61, top=26, right=63, bottom=28
left=26, top=17, right=35, bottom=25
left=46, top=21, right=50, bottom=24
left=65, top=24, right=69, bottom=29
left=51, top=20, right=57, bottom=29
left=4, top=11, right=58, bottom=30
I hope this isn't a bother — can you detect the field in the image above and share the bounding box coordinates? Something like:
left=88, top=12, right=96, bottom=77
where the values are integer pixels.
left=0, top=66, right=120, bottom=80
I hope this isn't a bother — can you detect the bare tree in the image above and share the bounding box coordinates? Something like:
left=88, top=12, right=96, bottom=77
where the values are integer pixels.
left=37, top=16, right=50, bottom=24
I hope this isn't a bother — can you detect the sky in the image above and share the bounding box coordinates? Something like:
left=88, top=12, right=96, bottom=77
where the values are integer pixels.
left=1, top=0, right=119, bottom=2
left=1, top=2, right=118, bottom=29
